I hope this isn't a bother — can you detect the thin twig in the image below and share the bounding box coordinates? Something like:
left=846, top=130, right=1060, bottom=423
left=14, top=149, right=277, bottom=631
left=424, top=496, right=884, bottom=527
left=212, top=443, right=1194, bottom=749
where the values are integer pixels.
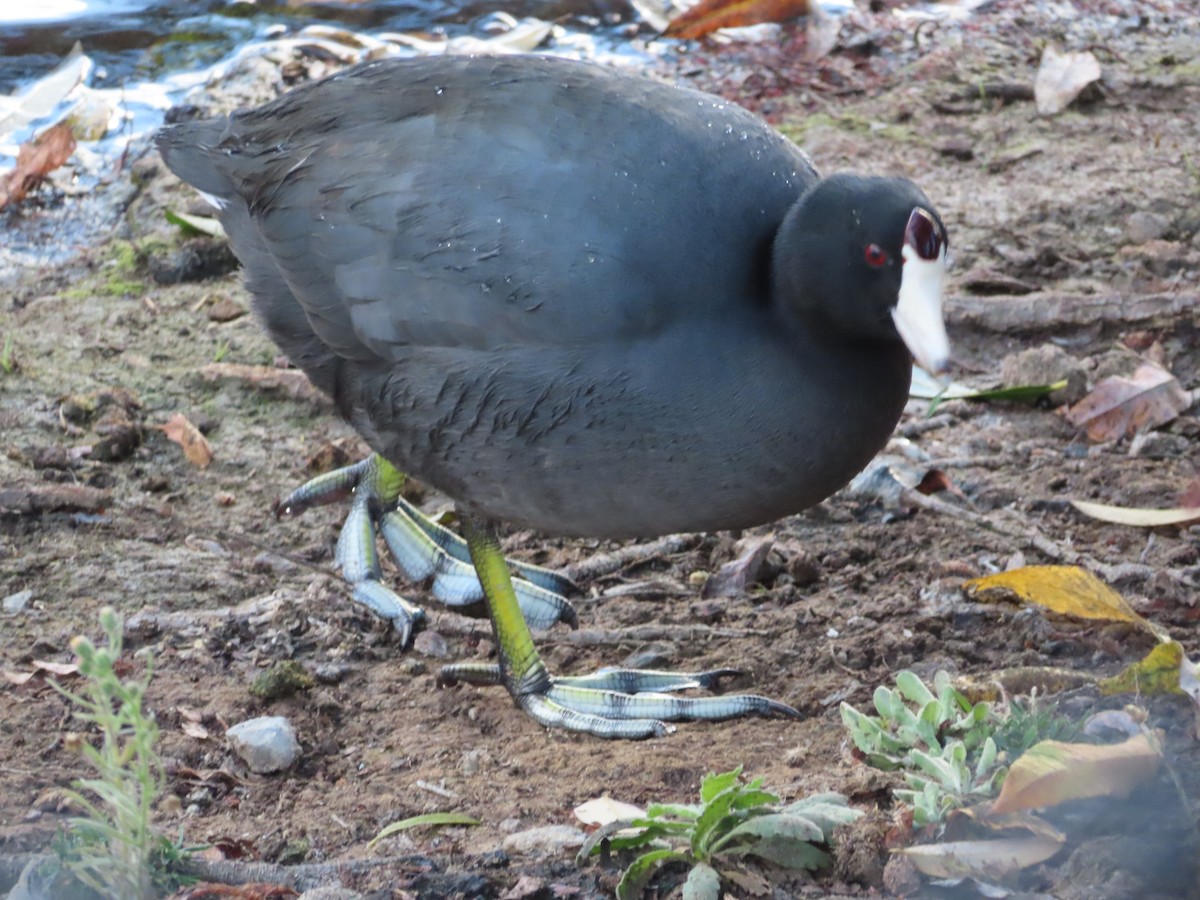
left=561, top=534, right=700, bottom=583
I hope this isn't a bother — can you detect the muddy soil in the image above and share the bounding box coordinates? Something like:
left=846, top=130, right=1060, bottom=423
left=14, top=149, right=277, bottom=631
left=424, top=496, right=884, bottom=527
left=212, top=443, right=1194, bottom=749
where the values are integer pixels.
left=2, top=2, right=1199, bottom=897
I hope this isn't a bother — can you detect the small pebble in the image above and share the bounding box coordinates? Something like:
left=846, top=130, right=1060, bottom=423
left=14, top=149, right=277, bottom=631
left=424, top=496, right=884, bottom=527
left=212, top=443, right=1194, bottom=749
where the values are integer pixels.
left=226, top=716, right=301, bottom=773
left=312, top=662, right=352, bottom=684
left=413, top=630, right=450, bottom=658
left=462, top=748, right=486, bottom=775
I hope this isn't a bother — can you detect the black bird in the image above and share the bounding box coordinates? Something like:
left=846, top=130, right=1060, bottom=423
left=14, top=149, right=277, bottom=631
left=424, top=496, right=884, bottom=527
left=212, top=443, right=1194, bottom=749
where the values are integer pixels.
left=157, top=54, right=950, bottom=739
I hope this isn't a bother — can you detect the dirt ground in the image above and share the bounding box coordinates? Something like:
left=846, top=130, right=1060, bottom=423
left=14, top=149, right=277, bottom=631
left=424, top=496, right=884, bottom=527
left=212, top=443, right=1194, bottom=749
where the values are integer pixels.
left=2, top=1, right=1199, bottom=897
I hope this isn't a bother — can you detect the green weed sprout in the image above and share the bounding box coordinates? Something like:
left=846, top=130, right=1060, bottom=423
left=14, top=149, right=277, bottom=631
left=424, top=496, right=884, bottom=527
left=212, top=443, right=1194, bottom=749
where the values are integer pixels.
left=840, top=670, right=1004, bottom=826
left=50, top=607, right=168, bottom=899
left=578, top=767, right=861, bottom=900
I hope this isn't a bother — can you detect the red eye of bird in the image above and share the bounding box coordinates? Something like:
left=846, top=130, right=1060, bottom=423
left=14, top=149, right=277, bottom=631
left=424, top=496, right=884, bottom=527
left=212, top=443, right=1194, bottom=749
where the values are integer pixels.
left=864, top=244, right=888, bottom=268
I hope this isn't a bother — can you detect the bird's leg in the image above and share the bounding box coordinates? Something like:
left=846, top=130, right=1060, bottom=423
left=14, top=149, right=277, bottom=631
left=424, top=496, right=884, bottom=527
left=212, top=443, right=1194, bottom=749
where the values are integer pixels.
left=275, top=454, right=578, bottom=643
left=448, top=514, right=802, bottom=740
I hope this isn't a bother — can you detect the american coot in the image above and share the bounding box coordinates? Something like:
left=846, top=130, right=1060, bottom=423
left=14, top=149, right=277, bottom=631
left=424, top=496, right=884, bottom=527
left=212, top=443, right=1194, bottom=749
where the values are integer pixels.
left=158, top=54, right=950, bottom=739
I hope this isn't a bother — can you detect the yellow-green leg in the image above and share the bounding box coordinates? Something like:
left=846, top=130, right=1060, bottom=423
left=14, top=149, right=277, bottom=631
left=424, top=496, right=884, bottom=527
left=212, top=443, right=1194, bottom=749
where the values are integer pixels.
left=455, top=515, right=802, bottom=740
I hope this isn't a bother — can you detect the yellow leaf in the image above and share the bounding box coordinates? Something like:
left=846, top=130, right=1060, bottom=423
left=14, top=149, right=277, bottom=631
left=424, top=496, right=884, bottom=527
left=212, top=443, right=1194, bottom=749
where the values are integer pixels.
left=1098, top=642, right=1189, bottom=697
left=963, top=565, right=1167, bottom=641
left=1070, top=499, right=1200, bottom=527
left=990, top=733, right=1161, bottom=814
left=160, top=412, right=212, bottom=468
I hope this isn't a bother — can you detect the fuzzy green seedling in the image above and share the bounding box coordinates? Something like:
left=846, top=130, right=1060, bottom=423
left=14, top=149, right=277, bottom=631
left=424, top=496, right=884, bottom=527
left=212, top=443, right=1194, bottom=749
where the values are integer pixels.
left=841, top=670, right=1006, bottom=827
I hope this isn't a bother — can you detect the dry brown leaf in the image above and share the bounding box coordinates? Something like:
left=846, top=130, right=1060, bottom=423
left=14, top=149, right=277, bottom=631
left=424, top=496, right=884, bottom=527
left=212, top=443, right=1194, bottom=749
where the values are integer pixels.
left=0, top=121, right=76, bottom=209
left=900, top=835, right=1064, bottom=879
left=161, top=412, right=213, bottom=468
left=1034, top=44, right=1101, bottom=116
left=1070, top=499, right=1200, bottom=527
left=3, top=670, right=36, bottom=686
left=990, top=733, right=1161, bottom=814
left=963, top=565, right=1166, bottom=640
left=664, top=0, right=810, bottom=40
left=1063, top=362, right=1192, bottom=441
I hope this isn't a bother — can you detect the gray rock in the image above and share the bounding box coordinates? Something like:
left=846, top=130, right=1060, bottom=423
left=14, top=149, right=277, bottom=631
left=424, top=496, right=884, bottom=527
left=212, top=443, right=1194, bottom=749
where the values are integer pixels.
left=500, top=824, right=586, bottom=855
left=1128, top=432, right=1190, bottom=459
left=3, top=589, right=32, bottom=613
left=226, top=715, right=301, bottom=773
left=1125, top=211, right=1170, bottom=244
left=1000, top=343, right=1087, bottom=405
left=413, top=629, right=450, bottom=658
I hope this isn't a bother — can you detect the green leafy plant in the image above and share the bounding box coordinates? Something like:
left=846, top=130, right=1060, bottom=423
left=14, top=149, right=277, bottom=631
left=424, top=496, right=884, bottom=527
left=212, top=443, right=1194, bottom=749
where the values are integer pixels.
left=990, top=693, right=1082, bottom=758
left=894, top=736, right=1003, bottom=826
left=578, top=767, right=861, bottom=900
left=841, top=670, right=1005, bottom=826
left=841, top=670, right=994, bottom=768
left=49, top=608, right=182, bottom=899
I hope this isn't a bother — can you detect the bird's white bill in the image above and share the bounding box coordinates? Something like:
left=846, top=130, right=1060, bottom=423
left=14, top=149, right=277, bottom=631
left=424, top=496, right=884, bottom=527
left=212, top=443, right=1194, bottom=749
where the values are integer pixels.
left=892, top=243, right=950, bottom=376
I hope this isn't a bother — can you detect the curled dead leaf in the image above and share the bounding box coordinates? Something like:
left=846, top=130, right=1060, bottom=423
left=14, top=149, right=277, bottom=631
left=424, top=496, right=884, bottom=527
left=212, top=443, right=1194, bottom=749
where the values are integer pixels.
left=990, top=733, right=1161, bottom=814
left=1064, top=362, right=1192, bottom=442
left=664, top=0, right=810, bottom=40
left=0, top=121, right=76, bottom=209
left=900, top=834, right=1064, bottom=880
left=161, top=413, right=213, bottom=468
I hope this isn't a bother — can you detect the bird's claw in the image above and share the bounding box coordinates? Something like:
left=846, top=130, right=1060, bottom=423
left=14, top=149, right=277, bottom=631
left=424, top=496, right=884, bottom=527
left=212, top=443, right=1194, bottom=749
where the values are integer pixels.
left=439, top=661, right=801, bottom=739
left=277, top=454, right=578, bottom=642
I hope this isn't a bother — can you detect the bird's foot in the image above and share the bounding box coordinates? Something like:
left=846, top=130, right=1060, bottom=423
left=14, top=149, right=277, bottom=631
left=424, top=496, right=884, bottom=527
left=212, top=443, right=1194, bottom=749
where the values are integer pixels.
left=274, top=454, right=579, bottom=644
left=454, top=514, right=801, bottom=740
left=440, top=662, right=801, bottom=739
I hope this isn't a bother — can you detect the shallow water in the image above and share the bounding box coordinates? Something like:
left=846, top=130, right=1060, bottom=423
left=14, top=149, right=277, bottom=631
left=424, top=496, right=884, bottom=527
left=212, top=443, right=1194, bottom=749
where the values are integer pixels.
left=0, top=0, right=668, bottom=275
